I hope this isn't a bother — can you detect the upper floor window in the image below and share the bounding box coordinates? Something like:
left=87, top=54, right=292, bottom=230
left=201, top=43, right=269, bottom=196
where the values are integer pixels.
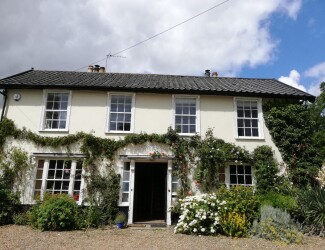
left=173, top=96, right=200, bottom=135
left=234, top=98, right=263, bottom=139
left=107, top=93, right=135, bottom=133
left=34, top=159, right=83, bottom=203
left=42, top=91, right=71, bottom=131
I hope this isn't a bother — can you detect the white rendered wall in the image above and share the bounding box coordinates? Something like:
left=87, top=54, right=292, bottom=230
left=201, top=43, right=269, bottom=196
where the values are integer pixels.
left=4, top=89, right=283, bottom=162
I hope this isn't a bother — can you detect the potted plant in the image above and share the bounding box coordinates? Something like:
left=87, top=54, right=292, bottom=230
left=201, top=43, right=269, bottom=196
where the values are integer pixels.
left=114, top=212, right=126, bottom=229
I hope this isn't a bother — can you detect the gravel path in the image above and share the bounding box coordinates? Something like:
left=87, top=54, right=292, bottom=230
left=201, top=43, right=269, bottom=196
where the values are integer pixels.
left=1, top=225, right=325, bottom=250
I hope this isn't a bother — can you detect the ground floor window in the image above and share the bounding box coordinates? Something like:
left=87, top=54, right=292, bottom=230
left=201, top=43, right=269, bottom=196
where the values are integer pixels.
left=229, top=164, right=253, bottom=186
left=34, top=159, right=84, bottom=203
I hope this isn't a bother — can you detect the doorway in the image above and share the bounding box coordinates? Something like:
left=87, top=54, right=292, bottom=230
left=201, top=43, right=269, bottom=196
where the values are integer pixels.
left=133, top=162, right=167, bottom=222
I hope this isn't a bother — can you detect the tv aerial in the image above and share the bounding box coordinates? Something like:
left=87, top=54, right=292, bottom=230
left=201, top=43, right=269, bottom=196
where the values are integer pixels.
left=105, top=52, right=126, bottom=70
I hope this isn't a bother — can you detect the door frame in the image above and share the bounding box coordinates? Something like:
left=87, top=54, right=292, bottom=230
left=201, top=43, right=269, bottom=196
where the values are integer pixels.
left=127, top=159, right=172, bottom=225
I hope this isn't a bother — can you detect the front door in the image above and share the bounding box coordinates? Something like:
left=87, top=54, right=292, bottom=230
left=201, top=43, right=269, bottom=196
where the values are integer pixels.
left=133, top=162, right=167, bottom=222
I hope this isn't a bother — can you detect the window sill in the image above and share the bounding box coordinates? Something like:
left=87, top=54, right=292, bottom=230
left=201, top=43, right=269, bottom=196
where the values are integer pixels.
left=119, top=203, right=129, bottom=207
left=178, top=133, right=199, bottom=137
left=39, top=129, right=69, bottom=133
left=235, top=136, right=265, bottom=141
left=105, top=131, right=134, bottom=135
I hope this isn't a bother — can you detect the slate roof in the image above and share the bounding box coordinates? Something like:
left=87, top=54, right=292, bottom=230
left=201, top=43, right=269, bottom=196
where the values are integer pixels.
left=0, top=69, right=315, bottom=101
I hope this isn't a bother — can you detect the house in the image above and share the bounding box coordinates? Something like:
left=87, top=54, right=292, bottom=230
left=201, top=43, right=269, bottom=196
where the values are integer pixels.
left=0, top=66, right=314, bottom=225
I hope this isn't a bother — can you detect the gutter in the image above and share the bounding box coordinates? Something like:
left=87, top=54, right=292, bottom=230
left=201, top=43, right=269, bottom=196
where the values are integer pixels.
left=0, top=89, right=7, bottom=121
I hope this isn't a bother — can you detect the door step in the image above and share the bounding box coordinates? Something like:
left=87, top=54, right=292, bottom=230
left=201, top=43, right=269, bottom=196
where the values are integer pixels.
left=128, top=223, right=167, bottom=229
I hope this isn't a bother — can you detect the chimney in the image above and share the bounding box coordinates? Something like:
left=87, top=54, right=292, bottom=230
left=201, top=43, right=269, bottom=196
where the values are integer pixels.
left=87, top=65, right=94, bottom=72
left=212, top=72, right=218, bottom=77
left=205, top=69, right=210, bottom=77
left=93, top=65, right=100, bottom=72
left=99, top=66, right=106, bottom=73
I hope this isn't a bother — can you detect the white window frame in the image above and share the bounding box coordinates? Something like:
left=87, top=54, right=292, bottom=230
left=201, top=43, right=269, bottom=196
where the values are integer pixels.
left=171, top=175, right=180, bottom=196
left=119, top=161, right=131, bottom=206
left=233, top=97, right=264, bottom=139
left=172, top=95, right=200, bottom=136
left=40, top=90, right=72, bottom=132
left=33, top=158, right=85, bottom=205
left=224, top=163, right=255, bottom=188
left=106, top=92, right=135, bottom=133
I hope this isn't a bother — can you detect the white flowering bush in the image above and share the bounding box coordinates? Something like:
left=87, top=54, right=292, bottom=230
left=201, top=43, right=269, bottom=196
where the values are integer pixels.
left=174, top=193, right=226, bottom=235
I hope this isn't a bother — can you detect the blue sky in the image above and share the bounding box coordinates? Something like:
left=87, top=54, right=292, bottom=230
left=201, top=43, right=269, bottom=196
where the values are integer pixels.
left=0, top=0, right=324, bottom=96
left=241, top=0, right=325, bottom=95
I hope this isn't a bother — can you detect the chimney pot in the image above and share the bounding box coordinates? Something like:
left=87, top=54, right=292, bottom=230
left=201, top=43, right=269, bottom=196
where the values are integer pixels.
left=212, top=72, right=218, bottom=77
left=87, top=65, right=94, bottom=73
left=93, top=65, right=100, bottom=72
left=205, top=69, right=210, bottom=77
left=99, top=67, right=106, bottom=73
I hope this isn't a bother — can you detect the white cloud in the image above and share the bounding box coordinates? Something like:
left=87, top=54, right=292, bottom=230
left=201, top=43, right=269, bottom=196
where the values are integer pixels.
left=303, top=61, right=325, bottom=96
left=279, top=0, right=302, bottom=20
left=278, top=70, right=307, bottom=92
left=0, top=0, right=302, bottom=78
left=305, top=61, right=325, bottom=80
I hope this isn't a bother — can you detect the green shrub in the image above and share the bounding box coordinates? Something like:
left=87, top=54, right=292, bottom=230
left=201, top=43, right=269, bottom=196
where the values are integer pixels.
left=217, top=186, right=259, bottom=237
left=217, top=186, right=260, bottom=224
left=0, top=188, right=20, bottom=225
left=297, top=187, right=325, bottom=235
left=219, top=212, right=248, bottom=237
left=251, top=205, right=303, bottom=244
left=76, top=206, right=105, bottom=229
left=12, top=212, right=29, bottom=225
left=29, top=194, right=79, bottom=231
left=259, top=192, right=298, bottom=216
left=252, top=146, right=281, bottom=194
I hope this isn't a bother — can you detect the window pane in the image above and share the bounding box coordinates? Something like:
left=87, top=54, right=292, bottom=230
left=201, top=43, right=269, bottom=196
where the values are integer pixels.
left=189, top=125, right=196, bottom=133
left=48, top=170, right=55, bottom=179
left=74, top=181, right=81, bottom=191
left=252, top=119, right=258, bottom=128
left=35, top=180, right=42, bottom=189
left=124, top=123, right=131, bottom=131
left=47, top=181, right=54, bottom=190
left=237, top=119, right=243, bottom=127
left=244, top=110, right=251, bottom=118
left=36, top=170, right=43, bottom=179
left=251, top=101, right=257, bottom=108
left=172, top=183, right=178, bottom=192
left=245, top=128, right=251, bottom=136
left=246, top=175, right=252, bottom=185
left=123, top=182, right=129, bottom=192
left=238, top=128, right=244, bottom=136
left=111, top=104, right=117, bottom=112
left=238, top=175, right=245, bottom=184
left=122, top=193, right=129, bottom=202
left=237, top=165, right=244, bottom=174
left=245, top=166, right=252, bottom=174
left=230, top=175, right=237, bottom=184
left=252, top=128, right=259, bottom=137
left=244, top=119, right=251, bottom=127
left=123, top=171, right=130, bottom=181
left=237, top=109, right=244, bottom=117
left=230, top=165, right=236, bottom=174
left=125, top=114, right=131, bottom=122
left=252, top=109, right=258, bottom=118
left=237, top=101, right=243, bottom=108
